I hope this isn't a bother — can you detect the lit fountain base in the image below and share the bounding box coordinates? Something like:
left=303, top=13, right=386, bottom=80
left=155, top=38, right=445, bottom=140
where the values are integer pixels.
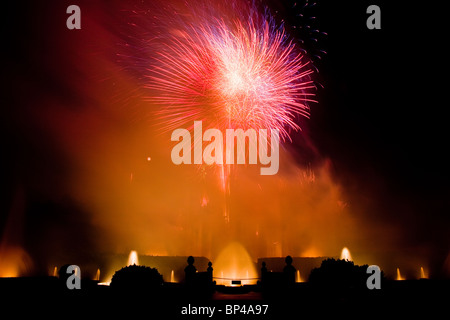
left=213, top=242, right=258, bottom=287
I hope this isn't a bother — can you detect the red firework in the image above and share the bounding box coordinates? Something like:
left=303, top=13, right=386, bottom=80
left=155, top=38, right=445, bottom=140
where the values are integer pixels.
left=148, top=1, right=316, bottom=141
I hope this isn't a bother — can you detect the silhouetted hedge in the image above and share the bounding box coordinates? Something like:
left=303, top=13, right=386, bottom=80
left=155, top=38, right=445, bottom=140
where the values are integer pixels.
left=110, top=265, right=163, bottom=291
left=308, top=258, right=372, bottom=290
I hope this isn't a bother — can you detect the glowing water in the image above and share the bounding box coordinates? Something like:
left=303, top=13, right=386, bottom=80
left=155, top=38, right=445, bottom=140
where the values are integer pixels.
left=296, top=270, right=302, bottom=282
left=127, top=250, right=139, bottom=266
left=396, top=268, right=403, bottom=280
left=214, top=242, right=258, bottom=286
left=340, top=247, right=352, bottom=261
left=420, top=267, right=426, bottom=279
left=94, top=268, right=100, bottom=281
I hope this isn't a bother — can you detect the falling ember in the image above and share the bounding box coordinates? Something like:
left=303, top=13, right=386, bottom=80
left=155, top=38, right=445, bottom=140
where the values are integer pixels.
left=94, top=268, right=101, bottom=281
left=53, top=266, right=58, bottom=277
left=170, top=270, right=175, bottom=283
left=340, top=247, right=352, bottom=261
left=396, top=268, right=403, bottom=280
left=420, top=267, right=426, bottom=279
left=127, top=250, right=139, bottom=266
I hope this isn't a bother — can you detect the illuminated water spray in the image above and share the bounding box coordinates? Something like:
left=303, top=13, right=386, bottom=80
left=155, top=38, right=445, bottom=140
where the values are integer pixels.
left=127, top=250, right=139, bottom=266
left=396, top=268, right=403, bottom=280
left=94, top=268, right=101, bottom=281
left=340, top=247, right=352, bottom=261
left=214, top=242, right=258, bottom=286
left=296, top=270, right=302, bottom=282
left=420, top=267, right=426, bottom=279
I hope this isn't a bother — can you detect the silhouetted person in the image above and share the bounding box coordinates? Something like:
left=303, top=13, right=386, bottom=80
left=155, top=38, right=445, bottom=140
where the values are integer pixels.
left=283, top=255, right=296, bottom=285
left=184, top=256, right=197, bottom=285
left=207, top=261, right=213, bottom=283
left=261, top=261, right=268, bottom=283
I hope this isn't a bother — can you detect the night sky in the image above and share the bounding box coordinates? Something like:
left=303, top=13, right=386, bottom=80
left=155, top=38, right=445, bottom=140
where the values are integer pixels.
left=1, top=0, right=448, bottom=278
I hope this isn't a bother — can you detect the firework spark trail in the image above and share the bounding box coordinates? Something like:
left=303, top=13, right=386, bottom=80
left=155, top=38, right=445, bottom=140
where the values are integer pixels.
left=148, top=1, right=316, bottom=141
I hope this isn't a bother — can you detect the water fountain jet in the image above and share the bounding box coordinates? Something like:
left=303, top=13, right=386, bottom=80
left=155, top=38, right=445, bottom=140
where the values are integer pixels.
left=127, top=250, right=139, bottom=266
left=94, top=268, right=100, bottom=281
left=420, top=267, right=426, bottom=279
left=340, top=247, right=352, bottom=261
left=396, top=268, right=403, bottom=280
left=296, top=269, right=302, bottom=282
left=214, top=242, right=258, bottom=286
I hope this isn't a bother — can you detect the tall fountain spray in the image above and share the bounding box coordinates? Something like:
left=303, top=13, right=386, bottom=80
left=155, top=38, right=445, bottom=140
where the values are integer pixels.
left=340, top=247, right=352, bottom=261
left=94, top=268, right=100, bottom=281
left=396, top=268, right=403, bottom=280
left=420, top=267, right=426, bottom=279
left=214, top=242, right=258, bottom=286
left=127, top=250, right=139, bottom=266
left=296, top=270, right=302, bottom=282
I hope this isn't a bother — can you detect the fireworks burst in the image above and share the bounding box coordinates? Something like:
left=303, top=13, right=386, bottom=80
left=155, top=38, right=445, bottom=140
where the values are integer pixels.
left=148, top=1, right=316, bottom=141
